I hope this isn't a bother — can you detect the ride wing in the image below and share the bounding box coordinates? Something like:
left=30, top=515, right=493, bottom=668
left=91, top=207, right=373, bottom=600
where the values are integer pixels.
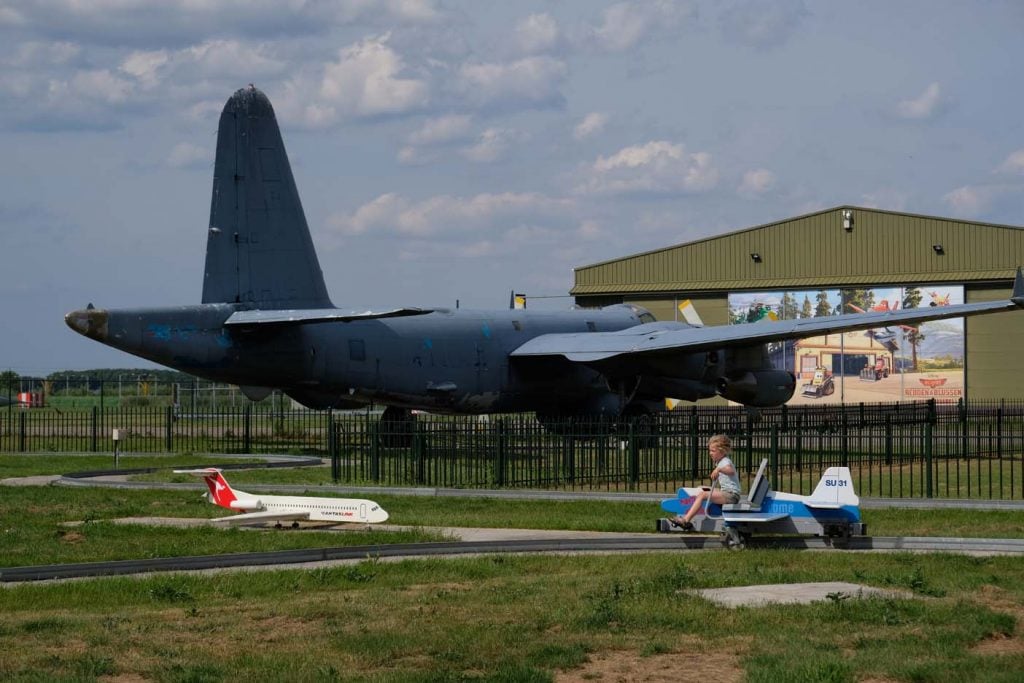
left=511, top=268, right=1024, bottom=363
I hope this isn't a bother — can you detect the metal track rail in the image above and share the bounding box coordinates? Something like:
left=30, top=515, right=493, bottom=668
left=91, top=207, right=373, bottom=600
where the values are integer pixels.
left=3, top=535, right=1023, bottom=583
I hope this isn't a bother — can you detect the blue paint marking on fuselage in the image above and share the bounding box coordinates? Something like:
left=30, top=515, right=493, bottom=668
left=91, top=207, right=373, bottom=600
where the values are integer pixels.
left=147, top=324, right=172, bottom=341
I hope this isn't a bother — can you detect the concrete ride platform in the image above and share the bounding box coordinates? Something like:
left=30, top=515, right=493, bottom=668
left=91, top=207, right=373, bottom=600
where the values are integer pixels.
left=690, top=581, right=912, bottom=607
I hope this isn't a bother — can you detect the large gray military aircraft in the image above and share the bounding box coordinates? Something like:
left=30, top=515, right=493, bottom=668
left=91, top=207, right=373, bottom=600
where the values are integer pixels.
left=65, top=86, right=1024, bottom=429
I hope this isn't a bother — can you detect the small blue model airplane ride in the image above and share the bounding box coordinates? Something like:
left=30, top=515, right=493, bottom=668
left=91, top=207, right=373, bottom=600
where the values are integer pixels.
left=658, top=459, right=865, bottom=548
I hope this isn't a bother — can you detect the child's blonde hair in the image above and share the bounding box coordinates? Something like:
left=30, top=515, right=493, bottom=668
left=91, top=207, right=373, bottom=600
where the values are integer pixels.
left=708, top=434, right=732, bottom=454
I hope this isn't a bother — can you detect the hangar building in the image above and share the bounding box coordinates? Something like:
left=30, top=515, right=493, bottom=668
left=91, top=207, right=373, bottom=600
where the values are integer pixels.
left=571, top=206, right=1024, bottom=402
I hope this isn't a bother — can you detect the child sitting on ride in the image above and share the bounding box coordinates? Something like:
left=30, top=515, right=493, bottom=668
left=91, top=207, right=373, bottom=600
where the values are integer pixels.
left=670, top=433, right=742, bottom=531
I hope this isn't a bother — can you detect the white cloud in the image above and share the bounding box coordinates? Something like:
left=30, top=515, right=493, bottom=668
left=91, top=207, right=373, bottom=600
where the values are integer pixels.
left=943, top=185, right=997, bottom=215
left=3, top=1, right=441, bottom=47
left=738, top=168, right=775, bottom=197
left=514, top=13, right=560, bottom=54
left=896, top=82, right=942, bottom=120
left=456, top=56, right=566, bottom=109
left=573, top=112, right=608, bottom=140
left=576, top=141, right=719, bottom=195
left=587, top=1, right=695, bottom=52
left=327, top=192, right=574, bottom=240
left=319, top=35, right=429, bottom=117
left=461, top=128, right=524, bottom=164
left=718, top=0, right=808, bottom=50
left=182, top=40, right=281, bottom=79
left=167, top=142, right=210, bottom=169
left=278, top=34, right=430, bottom=127
left=69, top=69, right=134, bottom=104
left=997, top=149, right=1024, bottom=175
left=9, top=41, right=80, bottom=66
left=406, top=114, right=473, bottom=146
left=120, top=50, right=168, bottom=88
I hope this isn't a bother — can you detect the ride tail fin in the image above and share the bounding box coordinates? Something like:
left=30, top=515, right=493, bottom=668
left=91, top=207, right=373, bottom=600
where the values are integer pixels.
left=806, top=467, right=859, bottom=508
left=174, top=468, right=239, bottom=509
left=202, top=85, right=333, bottom=310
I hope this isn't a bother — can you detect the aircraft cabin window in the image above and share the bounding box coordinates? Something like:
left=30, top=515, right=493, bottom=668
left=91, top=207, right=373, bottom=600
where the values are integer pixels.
left=586, top=321, right=597, bottom=332
left=512, top=320, right=522, bottom=331
left=349, top=339, right=366, bottom=362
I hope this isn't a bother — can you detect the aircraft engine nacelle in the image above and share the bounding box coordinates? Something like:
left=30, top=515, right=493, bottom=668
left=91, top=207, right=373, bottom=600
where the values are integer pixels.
left=285, top=388, right=364, bottom=410
left=716, top=370, right=796, bottom=407
left=230, top=499, right=260, bottom=510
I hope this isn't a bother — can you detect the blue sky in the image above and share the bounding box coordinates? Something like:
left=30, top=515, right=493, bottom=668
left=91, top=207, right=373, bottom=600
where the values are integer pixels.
left=2, top=0, right=1023, bottom=374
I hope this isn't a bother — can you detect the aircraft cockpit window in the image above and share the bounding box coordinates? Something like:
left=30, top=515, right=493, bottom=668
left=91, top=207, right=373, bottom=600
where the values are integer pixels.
left=638, top=312, right=656, bottom=324
left=349, top=339, right=366, bottom=362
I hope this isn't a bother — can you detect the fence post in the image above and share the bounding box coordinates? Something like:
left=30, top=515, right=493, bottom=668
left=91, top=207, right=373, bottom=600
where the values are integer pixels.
left=925, top=421, right=933, bottom=498
left=165, top=405, right=173, bottom=452
left=413, top=422, right=426, bottom=485
left=841, top=411, right=849, bottom=468
left=18, top=410, right=26, bottom=452
left=770, top=424, right=779, bottom=485
left=688, top=409, right=699, bottom=479
left=997, top=404, right=1003, bottom=461
left=494, top=419, right=507, bottom=487
left=884, top=414, right=893, bottom=466
left=91, top=405, right=98, bottom=453
left=369, top=422, right=380, bottom=483
left=628, top=422, right=639, bottom=487
left=329, top=412, right=339, bottom=483
left=243, top=404, right=252, bottom=454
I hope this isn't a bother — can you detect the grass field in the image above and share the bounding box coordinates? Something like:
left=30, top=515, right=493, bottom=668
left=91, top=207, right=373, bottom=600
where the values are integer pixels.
left=1, top=552, right=1022, bottom=681
left=2, top=455, right=1023, bottom=681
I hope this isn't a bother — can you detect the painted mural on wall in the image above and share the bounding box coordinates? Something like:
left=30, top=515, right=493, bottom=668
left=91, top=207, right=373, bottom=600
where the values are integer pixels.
left=728, top=284, right=965, bottom=404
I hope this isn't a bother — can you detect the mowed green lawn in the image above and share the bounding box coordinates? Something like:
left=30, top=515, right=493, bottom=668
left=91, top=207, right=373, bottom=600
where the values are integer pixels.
left=1, top=551, right=1022, bottom=681
left=1, top=455, right=1023, bottom=681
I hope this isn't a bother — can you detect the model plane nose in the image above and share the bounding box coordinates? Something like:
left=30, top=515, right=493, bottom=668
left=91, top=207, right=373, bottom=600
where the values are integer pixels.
left=65, top=307, right=109, bottom=341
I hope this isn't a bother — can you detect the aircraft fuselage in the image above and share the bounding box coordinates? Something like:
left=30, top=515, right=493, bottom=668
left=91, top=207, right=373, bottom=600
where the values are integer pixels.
left=67, top=303, right=661, bottom=414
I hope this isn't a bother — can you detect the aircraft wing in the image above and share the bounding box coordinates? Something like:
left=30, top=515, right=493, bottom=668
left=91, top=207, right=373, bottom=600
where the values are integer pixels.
left=225, top=307, right=432, bottom=327
left=211, top=510, right=310, bottom=525
left=512, top=268, right=1024, bottom=362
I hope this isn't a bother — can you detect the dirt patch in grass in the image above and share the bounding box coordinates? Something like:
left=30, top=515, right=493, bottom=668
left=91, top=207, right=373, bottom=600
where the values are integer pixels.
left=57, top=530, right=86, bottom=544
left=556, top=647, right=741, bottom=683
left=968, top=584, right=1024, bottom=656
left=99, top=675, right=153, bottom=683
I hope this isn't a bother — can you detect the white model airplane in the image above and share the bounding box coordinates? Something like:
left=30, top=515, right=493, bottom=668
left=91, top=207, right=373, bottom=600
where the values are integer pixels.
left=175, top=468, right=389, bottom=527
left=658, top=459, right=863, bottom=548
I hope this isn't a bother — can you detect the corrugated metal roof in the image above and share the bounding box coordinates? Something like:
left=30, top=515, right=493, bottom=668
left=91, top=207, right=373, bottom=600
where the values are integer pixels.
left=571, top=270, right=1019, bottom=295
left=571, top=206, right=1024, bottom=295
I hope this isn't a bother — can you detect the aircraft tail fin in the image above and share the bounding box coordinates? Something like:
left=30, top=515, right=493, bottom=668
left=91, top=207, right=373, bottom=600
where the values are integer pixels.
left=174, top=468, right=239, bottom=509
left=806, top=467, right=859, bottom=508
left=202, top=85, right=333, bottom=310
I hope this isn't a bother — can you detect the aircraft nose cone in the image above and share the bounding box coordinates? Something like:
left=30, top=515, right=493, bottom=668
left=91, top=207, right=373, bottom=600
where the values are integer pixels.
left=65, top=307, right=109, bottom=340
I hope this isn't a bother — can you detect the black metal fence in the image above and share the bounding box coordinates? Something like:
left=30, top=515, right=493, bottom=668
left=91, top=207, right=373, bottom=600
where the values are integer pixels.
left=3, top=398, right=1023, bottom=499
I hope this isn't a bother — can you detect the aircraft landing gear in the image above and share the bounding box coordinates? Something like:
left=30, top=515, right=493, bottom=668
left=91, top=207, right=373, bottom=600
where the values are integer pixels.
left=622, top=405, right=658, bottom=450
left=379, top=406, right=416, bottom=448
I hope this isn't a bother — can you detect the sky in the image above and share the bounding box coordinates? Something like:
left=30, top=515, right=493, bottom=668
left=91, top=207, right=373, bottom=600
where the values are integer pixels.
left=2, top=0, right=1023, bottom=376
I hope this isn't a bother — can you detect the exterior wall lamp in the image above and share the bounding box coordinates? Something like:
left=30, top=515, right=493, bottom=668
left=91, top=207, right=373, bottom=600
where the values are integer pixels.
left=842, top=209, right=854, bottom=231
left=750, top=252, right=762, bottom=263
left=932, top=244, right=945, bottom=255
